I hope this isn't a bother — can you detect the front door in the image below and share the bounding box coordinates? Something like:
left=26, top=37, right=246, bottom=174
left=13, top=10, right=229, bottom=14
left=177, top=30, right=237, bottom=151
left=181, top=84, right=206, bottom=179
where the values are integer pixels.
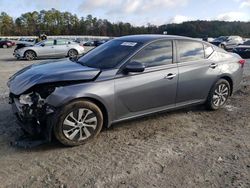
left=54, top=39, right=69, bottom=56
left=36, top=39, right=55, bottom=57
left=115, top=40, right=178, bottom=120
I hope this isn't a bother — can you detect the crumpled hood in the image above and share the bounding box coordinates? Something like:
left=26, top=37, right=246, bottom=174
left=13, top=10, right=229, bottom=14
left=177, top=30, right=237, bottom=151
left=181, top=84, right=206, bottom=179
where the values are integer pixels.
left=8, top=59, right=100, bottom=95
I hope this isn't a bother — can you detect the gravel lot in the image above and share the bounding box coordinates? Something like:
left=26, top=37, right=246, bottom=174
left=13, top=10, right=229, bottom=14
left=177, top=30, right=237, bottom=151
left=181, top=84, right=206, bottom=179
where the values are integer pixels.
left=0, top=48, right=249, bottom=188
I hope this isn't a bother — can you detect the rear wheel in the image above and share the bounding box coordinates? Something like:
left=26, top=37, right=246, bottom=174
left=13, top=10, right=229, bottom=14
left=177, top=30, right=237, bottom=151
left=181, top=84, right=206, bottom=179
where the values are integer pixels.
left=53, top=100, right=103, bottom=146
left=3, top=44, right=7, bottom=48
left=68, top=49, right=78, bottom=59
left=206, top=79, right=231, bottom=110
left=24, top=50, right=36, bottom=61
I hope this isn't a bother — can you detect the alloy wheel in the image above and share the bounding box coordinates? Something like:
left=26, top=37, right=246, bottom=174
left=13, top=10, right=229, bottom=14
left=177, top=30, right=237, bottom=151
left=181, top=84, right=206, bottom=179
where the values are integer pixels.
left=68, top=50, right=77, bottom=58
left=212, top=83, right=229, bottom=107
left=25, top=51, right=35, bottom=60
left=62, top=108, right=98, bottom=141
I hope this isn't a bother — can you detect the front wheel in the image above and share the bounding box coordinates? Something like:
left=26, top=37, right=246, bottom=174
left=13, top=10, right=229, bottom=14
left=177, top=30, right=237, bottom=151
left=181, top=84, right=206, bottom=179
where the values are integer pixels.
left=206, top=79, right=231, bottom=110
left=53, top=100, right=103, bottom=146
left=24, top=50, right=36, bottom=61
left=220, top=44, right=226, bottom=50
left=3, top=44, right=8, bottom=48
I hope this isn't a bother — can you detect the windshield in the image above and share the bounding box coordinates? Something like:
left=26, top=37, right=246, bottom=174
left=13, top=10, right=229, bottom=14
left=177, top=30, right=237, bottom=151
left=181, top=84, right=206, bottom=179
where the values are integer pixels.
left=78, top=40, right=142, bottom=69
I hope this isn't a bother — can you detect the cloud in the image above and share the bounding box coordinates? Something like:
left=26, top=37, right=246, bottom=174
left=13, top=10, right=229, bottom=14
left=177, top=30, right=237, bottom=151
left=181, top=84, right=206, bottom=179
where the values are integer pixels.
left=168, top=15, right=193, bottom=24
left=239, top=0, right=250, bottom=8
left=216, top=11, right=247, bottom=21
left=79, top=0, right=188, bottom=14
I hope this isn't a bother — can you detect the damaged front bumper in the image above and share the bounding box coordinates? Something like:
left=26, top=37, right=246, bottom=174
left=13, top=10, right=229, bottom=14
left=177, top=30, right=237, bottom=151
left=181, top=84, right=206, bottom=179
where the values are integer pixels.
left=9, top=92, right=55, bottom=141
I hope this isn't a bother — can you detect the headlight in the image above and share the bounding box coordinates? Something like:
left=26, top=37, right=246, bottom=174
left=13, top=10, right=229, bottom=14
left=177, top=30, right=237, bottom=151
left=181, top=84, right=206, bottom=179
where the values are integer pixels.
left=19, top=93, right=33, bottom=105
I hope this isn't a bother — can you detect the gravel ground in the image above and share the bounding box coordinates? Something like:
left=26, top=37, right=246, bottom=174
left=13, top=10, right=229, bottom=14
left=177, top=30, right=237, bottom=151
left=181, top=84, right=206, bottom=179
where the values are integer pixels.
left=0, top=48, right=249, bottom=188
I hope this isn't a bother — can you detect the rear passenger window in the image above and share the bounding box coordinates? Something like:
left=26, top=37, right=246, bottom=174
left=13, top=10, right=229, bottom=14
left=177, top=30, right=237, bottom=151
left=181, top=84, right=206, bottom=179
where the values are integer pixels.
left=204, top=44, right=214, bottom=58
left=56, top=40, right=66, bottom=45
left=130, top=40, right=173, bottom=68
left=178, top=41, right=204, bottom=62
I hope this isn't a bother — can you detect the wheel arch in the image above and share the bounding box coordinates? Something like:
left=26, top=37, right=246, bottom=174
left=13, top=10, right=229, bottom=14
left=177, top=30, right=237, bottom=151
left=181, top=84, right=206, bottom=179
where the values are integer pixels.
left=59, top=97, right=109, bottom=128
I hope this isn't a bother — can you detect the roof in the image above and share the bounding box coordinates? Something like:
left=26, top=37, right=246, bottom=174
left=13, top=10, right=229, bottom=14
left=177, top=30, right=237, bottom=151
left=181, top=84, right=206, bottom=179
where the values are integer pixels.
left=116, top=34, right=194, bottom=44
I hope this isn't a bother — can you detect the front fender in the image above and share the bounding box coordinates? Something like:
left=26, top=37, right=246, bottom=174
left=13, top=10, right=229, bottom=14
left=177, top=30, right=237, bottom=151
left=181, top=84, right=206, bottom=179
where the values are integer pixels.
left=46, top=81, right=115, bottom=126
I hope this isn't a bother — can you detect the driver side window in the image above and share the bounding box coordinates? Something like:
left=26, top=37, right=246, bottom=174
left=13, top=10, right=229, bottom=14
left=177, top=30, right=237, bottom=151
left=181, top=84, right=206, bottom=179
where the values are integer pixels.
left=43, top=40, right=54, bottom=46
left=129, top=40, right=173, bottom=68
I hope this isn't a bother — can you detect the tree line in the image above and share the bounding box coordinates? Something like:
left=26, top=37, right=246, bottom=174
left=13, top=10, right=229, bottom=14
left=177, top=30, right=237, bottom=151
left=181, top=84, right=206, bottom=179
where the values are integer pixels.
left=0, top=9, right=250, bottom=38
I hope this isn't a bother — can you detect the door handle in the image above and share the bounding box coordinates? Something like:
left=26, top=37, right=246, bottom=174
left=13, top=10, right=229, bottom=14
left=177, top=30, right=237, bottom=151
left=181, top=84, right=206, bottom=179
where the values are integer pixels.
left=164, top=73, right=177, bottom=80
left=209, top=63, right=218, bottom=69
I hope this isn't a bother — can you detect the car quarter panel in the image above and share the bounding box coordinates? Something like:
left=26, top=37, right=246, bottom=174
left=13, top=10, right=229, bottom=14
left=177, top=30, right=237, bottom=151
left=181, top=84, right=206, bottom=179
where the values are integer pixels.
left=216, top=54, right=243, bottom=93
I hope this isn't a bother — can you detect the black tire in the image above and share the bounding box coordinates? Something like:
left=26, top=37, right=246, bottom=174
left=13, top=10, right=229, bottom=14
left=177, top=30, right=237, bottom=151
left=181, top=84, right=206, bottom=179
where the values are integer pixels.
left=68, top=49, right=78, bottom=58
left=206, top=79, right=231, bottom=110
left=24, top=50, right=36, bottom=61
left=220, top=44, right=226, bottom=50
left=53, top=100, right=103, bottom=146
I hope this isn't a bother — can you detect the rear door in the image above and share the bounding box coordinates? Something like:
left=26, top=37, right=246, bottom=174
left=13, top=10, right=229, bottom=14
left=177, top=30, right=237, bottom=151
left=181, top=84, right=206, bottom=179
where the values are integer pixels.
left=115, top=40, right=178, bottom=120
left=175, top=40, right=220, bottom=105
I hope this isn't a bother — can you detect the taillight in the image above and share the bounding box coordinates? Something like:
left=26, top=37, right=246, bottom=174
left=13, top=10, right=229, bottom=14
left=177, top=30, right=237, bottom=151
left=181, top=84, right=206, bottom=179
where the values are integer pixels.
left=238, top=59, right=245, bottom=68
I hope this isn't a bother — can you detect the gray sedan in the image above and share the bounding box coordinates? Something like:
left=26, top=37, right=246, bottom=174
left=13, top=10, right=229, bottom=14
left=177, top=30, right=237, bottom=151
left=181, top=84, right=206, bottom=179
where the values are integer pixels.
left=8, top=35, right=244, bottom=146
left=14, top=39, right=85, bottom=60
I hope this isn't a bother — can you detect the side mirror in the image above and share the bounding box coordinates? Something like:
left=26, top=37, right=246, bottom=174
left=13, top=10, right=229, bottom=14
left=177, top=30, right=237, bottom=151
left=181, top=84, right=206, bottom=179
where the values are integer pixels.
left=40, top=43, right=45, bottom=47
left=124, top=62, right=145, bottom=73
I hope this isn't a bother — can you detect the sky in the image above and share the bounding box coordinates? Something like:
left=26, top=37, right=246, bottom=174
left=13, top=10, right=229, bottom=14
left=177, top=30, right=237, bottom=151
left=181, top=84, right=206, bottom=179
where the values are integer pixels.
left=0, top=0, right=249, bottom=26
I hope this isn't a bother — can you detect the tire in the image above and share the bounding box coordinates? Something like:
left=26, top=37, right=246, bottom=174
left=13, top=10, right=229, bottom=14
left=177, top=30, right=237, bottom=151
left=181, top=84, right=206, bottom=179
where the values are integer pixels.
left=53, top=100, right=103, bottom=146
left=206, top=79, right=231, bottom=110
left=220, top=44, right=226, bottom=50
left=68, top=49, right=78, bottom=58
left=3, top=44, right=7, bottom=48
left=24, top=50, right=36, bottom=61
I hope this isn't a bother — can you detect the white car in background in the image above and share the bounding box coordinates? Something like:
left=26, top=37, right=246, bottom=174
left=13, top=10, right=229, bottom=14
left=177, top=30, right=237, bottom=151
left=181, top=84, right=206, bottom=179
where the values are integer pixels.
left=210, top=36, right=244, bottom=50
left=14, top=39, right=85, bottom=60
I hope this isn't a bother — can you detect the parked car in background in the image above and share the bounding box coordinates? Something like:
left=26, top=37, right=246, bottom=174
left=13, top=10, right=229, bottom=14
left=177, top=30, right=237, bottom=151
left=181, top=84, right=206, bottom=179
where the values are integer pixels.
left=0, top=40, right=15, bottom=48
left=83, top=40, right=109, bottom=47
left=73, top=38, right=88, bottom=45
left=14, top=39, right=85, bottom=60
left=233, top=40, right=250, bottom=59
left=210, top=36, right=243, bottom=50
left=16, top=38, right=36, bottom=46
left=8, top=34, right=244, bottom=146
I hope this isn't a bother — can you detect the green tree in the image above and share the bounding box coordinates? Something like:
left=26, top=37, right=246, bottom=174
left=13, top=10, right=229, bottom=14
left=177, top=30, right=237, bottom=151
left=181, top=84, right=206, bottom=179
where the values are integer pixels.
left=0, top=12, right=14, bottom=35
